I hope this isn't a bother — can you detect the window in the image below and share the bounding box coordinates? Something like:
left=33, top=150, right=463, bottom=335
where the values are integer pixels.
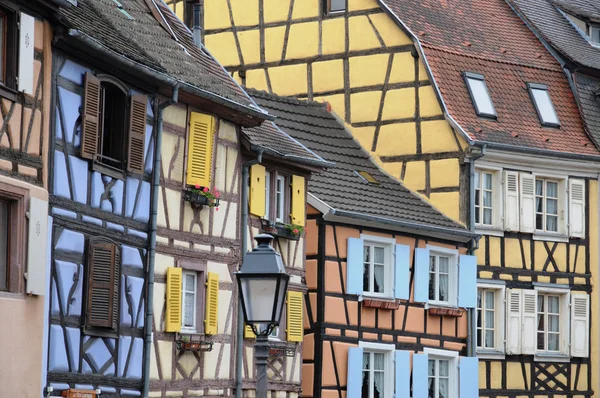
left=0, top=200, right=8, bottom=290
left=475, top=170, right=494, bottom=226
left=425, top=348, right=458, bottom=398
left=182, top=271, right=205, bottom=334
left=528, top=83, right=560, bottom=127
left=325, top=0, right=346, bottom=14
left=0, top=5, right=17, bottom=91
left=535, top=178, right=559, bottom=232
left=0, top=184, right=27, bottom=294
left=590, top=25, right=600, bottom=46
left=355, top=170, right=380, bottom=185
left=358, top=343, right=394, bottom=398
left=464, top=72, right=496, bottom=118
left=276, top=175, right=286, bottom=222
left=476, top=284, right=505, bottom=355
left=537, top=293, right=561, bottom=353
left=362, top=238, right=394, bottom=297
left=81, top=73, right=148, bottom=176
left=263, top=170, right=290, bottom=224
left=429, top=254, right=450, bottom=304
left=85, top=238, right=121, bottom=334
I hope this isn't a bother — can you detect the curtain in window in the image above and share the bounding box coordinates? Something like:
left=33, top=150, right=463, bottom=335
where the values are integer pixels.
left=485, top=291, right=495, bottom=347
left=373, top=353, right=385, bottom=397
left=362, top=353, right=370, bottom=398
left=438, top=257, right=449, bottom=302
left=374, top=247, right=385, bottom=293
left=439, top=360, right=449, bottom=398
left=183, top=274, right=195, bottom=327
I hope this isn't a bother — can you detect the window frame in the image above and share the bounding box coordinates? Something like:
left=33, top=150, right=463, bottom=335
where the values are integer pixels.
left=358, top=341, right=395, bottom=398
left=463, top=72, right=497, bottom=119
left=476, top=282, right=506, bottom=357
left=426, top=245, right=459, bottom=307
left=534, top=177, right=561, bottom=233
left=360, top=234, right=395, bottom=299
left=589, top=24, right=600, bottom=47
left=178, top=261, right=206, bottom=335
left=264, top=169, right=291, bottom=224
left=527, top=83, right=560, bottom=128
left=323, top=0, right=346, bottom=15
left=0, top=182, right=27, bottom=295
left=424, top=347, right=459, bottom=398
left=533, top=285, right=570, bottom=360
left=0, top=2, right=18, bottom=98
left=474, top=169, right=495, bottom=228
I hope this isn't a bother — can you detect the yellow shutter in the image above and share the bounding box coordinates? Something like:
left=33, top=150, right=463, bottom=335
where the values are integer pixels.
left=244, top=324, right=256, bottom=339
left=186, top=112, right=215, bottom=187
left=165, top=267, right=182, bottom=333
left=250, top=164, right=266, bottom=217
left=290, top=175, right=306, bottom=227
left=204, top=272, right=219, bottom=335
left=286, top=291, right=303, bottom=342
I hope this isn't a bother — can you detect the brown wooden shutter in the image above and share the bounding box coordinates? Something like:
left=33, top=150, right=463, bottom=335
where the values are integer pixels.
left=86, top=240, right=120, bottom=329
left=127, top=94, right=148, bottom=174
left=81, top=73, right=101, bottom=160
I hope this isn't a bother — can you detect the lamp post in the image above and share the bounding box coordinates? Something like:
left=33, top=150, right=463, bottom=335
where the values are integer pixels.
left=235, top=234, right=289, bottom=398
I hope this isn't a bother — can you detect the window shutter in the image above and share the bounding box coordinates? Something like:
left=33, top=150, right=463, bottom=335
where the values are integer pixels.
left=18, top=13, right=35, bottom=94
left=249, top=164, right=266, bottom=217
left=186, top=112, right=215, bottom=187
left=86, top=241, right=119, bottom=329
left=505, top=288, right=522, bottom=355
left=81, top=73, right=101, bottom=160
left=459, top=357, right=479, bottom=398
left=394, top=244, right=410, bottom=300
left=395, top=350, right=410, bottom=398
left=26, top=197, right=49, bottom=295
left=287, top=290, right=303, bottom=342
left=521, top=289, right=537, bottom=355
left=458, top=254, right=477, bottom=308
left=346, top=347, right=363, bottom=398
left=291, top=175, right=306, bottom=227
left=413, top=248, right=430, bottom=303
left=503, top=171, right=519, bottom=231
left=520, top=173, right=535, bottom=233
left=571, top=294, right=589, bottom=357
left=244, top=324, right=256, bottom=339
left=165, top=267, right=182, bottom=333
left=569, top=179, right=585, bottom=238
left=127, top=94, right=148, bottom=174
left=204, top=272, right=219, bottom=335
left=346, top=238, right=364, bottom=295
left=412, top=353, right=429, bottom=398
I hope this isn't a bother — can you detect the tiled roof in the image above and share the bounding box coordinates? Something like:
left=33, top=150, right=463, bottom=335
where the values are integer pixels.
left=573, top=74, right=600, bottom=148
left=553, top=0, right=600, bottom=21
left=59, top=0, right=257, bottom=111
left=248, top=89, right=468, bottom=232
left=380, top=0, right=600, bottom=156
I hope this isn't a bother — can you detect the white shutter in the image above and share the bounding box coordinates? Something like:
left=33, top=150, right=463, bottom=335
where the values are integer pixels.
left=520, top=173, right=535, bottom=233
left=505, top=289, right=522, bottom=355
left=521, top=289, right=537, bottom=355
left=26, top=197, right=49, bottom=295
left=18, top=13, right=35, bottom=95
left=571, top=294, right=589, bottom=357
left=503, top=171, right=519, bottom=231
left=569, top=179, right=585, bottom=238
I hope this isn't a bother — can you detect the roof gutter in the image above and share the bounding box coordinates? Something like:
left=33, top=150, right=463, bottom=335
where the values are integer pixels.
left=66, top=29, right=275, bottom=123
left=328, top=209, right=479, bottom=242
left=471, top=140, right=600, bottom=162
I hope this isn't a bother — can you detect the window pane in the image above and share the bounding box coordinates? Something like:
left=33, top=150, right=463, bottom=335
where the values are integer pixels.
left=546, top=198, right=558, bottom=215
left=374, top=247, right=385, bottom=264
left=547, top=215, right=557, bottom=232
left=439, top=275, right=448, bottom=302
left=438, top=257, right=449, bottom=273
left=184, top=273, right=195, bottom=292
left=183, top=292, right=195, bottom=327
left=477, top=328, right=482, bottom=348
left=439, top=378, right=448, bottom=398
left=548, top=334, right=559, bottom=351
left=363, top=353, right=369, bottom=370
left=546, top=182, right=558, bottom=198
left=363, top=262, right=370, bottom=292
left=485, top=310, right=494, bottom=328
left=477, top=290, right=482, bottom=308
left=591, top=26, right=600, bottom=44
left=485, top=291, right=494, bottom=309
left=531, top=88, right=559, bottom=125
left=373, top=353, right=385, bottom=370
left=536, top=180, right=543, bottom=196
left=536, top=214, right=543, bottom=230
left=548, top=296, right=559, bottom=313
left=362, top=370, right=370, bottom=398
left=0, top=201, right=7, bottom=290
left=373, top=264, right=384, bottom=293
left=330, top=0, right=345, bottom=12
left=482, top=191, right=492, bottom=207
left=467, top=77, right=495, bottom=116
left=485, top=330, right=494, bottom=347
left=474, top=172, right=480, bottom=189
left=537, top=331, right=545, bottom=350
left=428, top=359, right=435, bottom=376
left=439, top=360, right=449, bottom=377
left=484, top=173, right=493, bottom=189
left=549, top=314, right=559, bottom=332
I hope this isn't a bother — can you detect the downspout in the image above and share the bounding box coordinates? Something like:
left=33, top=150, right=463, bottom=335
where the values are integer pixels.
left=142, top=86, right=179, bottom=398
left=467, top=145, right=486, bottom=357
left=236, top=149, right=264, bottom=398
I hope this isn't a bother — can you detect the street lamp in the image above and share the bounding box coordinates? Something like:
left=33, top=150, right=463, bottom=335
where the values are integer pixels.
left=235, top=234, right=289, bottom=398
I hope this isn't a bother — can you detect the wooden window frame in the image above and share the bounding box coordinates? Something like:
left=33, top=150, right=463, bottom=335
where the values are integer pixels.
left=0, top=182, right=27, bottom=295
left=264, top=170, right=291, bottom=224
left=361, top=239, right=394, bottom=298
left=534, top=178, right=560, bottom=233
left=427, top=246, right=459, bottom=307
left=178, top=260, right=206, bottom=335
left=0, top=2, right=18, bottom=100
left=476, top=283, right=505, bottom=356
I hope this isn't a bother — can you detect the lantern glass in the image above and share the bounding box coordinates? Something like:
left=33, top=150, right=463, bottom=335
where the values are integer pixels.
left=240, top=274, right=288, bottom=325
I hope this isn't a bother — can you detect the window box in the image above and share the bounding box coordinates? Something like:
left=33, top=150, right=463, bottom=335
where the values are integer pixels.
left=260, top=219, right=302, bottom=241
left=428, top=307, right=464, bottom=317
left=362, top=298, right=400, bottom=310
left=175, top=338, right=213, bottom=352
left=183, top=189, right=220, bottom=209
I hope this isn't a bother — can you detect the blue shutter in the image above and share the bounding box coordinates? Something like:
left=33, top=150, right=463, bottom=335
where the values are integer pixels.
left=395, top=244, right=410, bottom=300
left=413, top=248, right=430, bottom=303
left=460, top=357, right=479, bottom=398
left=458, top=254, right=477, bottom=308
left=412, top=353, right=429, bottom=398
left=347, top=238, right=364, bottom=296
left=395, top=350, right=410, bottom=398
left=347, top=347, right=364, bottom=398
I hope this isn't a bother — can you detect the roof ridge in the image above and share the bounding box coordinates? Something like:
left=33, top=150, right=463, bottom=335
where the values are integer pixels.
left=245, top=88, right=327, bottom=108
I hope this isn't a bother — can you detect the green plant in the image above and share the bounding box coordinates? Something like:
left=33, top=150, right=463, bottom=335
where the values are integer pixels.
left=284, top=223, right=304, bottom=237
left=190, top=184, right=220, bottom=208
left=180, top=335, right=190, bottom=342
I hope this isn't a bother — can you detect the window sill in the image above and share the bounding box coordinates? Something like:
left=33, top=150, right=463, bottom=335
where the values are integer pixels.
left=0, top=84, right=17, bottom=102
left=92, top=162, right=126, bottom=181
left=534, top=353, right=570, bottom=363
left=0, top=290, right=25, bottom=300
left=532, top=233, right=569, bottom=243
left=477, top=350, right=505, bottom=360
left=179, top=330, right=204, bottom=336
left=475, top=227, right=504, bottom=237
left=424, top=302, right=458, bottom=310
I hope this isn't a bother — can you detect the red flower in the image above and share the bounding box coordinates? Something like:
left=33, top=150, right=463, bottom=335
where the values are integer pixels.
left=194, top=184, right=200, bottom=189
left=293, top=229, right=299, bottom=234
left=203, top=187, right=209, bottom=193
left=215, top=207, right=219, bottom=211
left=215, top=191, right=221, bottom=198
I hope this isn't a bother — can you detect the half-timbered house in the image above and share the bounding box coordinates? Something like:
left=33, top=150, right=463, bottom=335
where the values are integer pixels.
left=168, top=0, right=600, bottom=397
left=0, top=0, right=59, bottom=395
left=246, top=89, right=481, bottom=398
left=43, top=0, right=274, bottom=396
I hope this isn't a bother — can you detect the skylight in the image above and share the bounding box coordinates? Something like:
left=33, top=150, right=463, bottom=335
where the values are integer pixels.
left=464, top=72, right=496, bottom=118
left=528, top=83, right=560, bottom=127
left=355, top=170, right=379, bottom=185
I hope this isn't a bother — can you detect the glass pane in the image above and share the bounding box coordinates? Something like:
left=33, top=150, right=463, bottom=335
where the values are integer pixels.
left=184, top=273, right=195, bottom=292
left=428, top=359, right=435, bottom=376
left=240, top=278, right=278, bottom=322
left=547, top=215, right=557, bottom=232
left=362, top=370, right=370, bottom=398
left=373, top=264, right=384, bottom=293
left=474, top=172, right=480, bottom=189
left=330, top=0, right=345, bottom=12
left=429, top=277, right=436, bottom=301
left=536, top=214, right=543, bottom=230
left=475, top=204, right=480, bottom=224
left=536, top=180, right=543, bottom=196
left=428, top=377, right=435, bottom=398
left=477, top=328, right=482, bottom=347
left=438, top=257, right=449, bottom=273
left=546, top=182, right=558, bottom=198
left=477, top=309, right=482, bottom=327
left=429, top=256, right=436, bottom=272
left=485, top=310, right=494, bottom=328
left=548, top=334, right=559, bottom=351
left=538, top=295, right=544, bottom=312
left=485, top=330, right=494, bottom=347
left=548, top=296, right=559, bottom=313
left=546, top=198, right=558, bottom=215
left=363, top=263, right=370, bottom=292
left=0, top=201, right=7, bottom=290
left=537, top=313, right=545, bottom=332
left=483, top=191, right=492, bottom=207
left=549, top=314, right=559, bottom=332
left=439, top=360, right=449, bottom=377
left=183, top=292, right=194, bottom=327
left=439, top=275, right=448, bottom=302
left=439, top=379, right=448, bottom=398
left=363, top=353, right=370, bottom=370
left=477, top=290, right=482, bottom=309
left=531, top=88, right=559, bottom=125
left=374, top=247, right=385, bottom=264
left=485, top=291, right=495, bottom=309
left=484, top=173, right=493, bottom=189
left=364, top=246, right=370, bottom=263
left=483, top=206, right=493, bottom=225
left=537, top=332, right=545, bottom=350
left=373, top=353, right=385, bottom=370
left=535, top=196, right=543, bottom=213
left=467, top=77, right=495, bottom=115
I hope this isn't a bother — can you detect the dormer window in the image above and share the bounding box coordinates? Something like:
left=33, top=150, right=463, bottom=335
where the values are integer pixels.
left=527, top=83, right=560, bottom=127
left=590, top=25, right=600, bottom=46
left=464, top=72, right=496, bottom=119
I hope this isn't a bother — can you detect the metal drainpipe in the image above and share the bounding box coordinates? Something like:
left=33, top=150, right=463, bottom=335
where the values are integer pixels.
left=467, top=145, right=486, bottom=357
left=142, top=86, right=179, bottom=398
left=236, top=150, right=264, bottom=398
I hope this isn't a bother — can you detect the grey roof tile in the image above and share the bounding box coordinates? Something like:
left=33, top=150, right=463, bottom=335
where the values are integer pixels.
left=247, top=89, right=467, bottom=231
